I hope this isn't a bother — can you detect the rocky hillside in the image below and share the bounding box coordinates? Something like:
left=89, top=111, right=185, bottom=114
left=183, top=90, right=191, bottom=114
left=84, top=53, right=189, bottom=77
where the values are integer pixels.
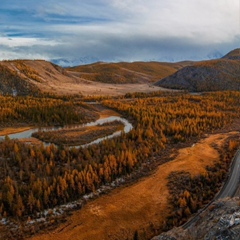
left=67, top=61, right=191, bottom=84
left=152, top=197, right=240, bottom=240
left=155, top=49, right=240, bottom=92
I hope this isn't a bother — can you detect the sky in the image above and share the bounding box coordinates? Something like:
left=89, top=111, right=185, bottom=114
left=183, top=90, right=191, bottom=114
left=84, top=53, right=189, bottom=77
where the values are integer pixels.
left=0, top=0, right=240, bottom=66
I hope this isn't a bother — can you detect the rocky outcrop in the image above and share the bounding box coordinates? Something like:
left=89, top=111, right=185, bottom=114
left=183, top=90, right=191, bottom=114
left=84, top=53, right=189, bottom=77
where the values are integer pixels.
left=152, top=197, right=240, bottom=240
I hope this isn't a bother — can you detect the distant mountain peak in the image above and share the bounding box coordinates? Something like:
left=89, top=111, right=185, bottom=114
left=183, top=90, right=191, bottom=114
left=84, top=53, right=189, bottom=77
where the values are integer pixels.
left=50, top=57, right=100, bottom=67
left=207, top=50, right=223, bottom=60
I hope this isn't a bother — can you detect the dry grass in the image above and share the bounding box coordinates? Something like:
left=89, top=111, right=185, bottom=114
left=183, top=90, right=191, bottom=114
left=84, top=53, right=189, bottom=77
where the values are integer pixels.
left=0, top=60, right=175, bottom=96
left=18, top=138, right=43, bottom=146
left=29, top=132, right=238, bottom=240
left=94, top=105, right=120, bottom=119
left=67, top=61, right=192, bottom=84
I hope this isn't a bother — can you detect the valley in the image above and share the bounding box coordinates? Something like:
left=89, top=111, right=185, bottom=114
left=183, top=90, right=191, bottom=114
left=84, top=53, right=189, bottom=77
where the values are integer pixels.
left=29, top=131, right=240, bottom=240
left=0, top=49, right=239, bottom=240
left=0, top=60, right=176, bottom=96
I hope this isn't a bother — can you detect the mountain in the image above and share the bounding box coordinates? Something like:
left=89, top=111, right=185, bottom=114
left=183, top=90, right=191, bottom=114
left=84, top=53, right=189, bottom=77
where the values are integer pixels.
left=207, top=49, right=223, bottom=60
left=1, top=49, right=239, bottom=96
left=50, top=49, right=224, bottom=67
left=155, top=49, right=240, bottom=92
left=67, top=61, right=192, bottom=84
left=0, top=59, right=190, bottom=96
left=51, top=57, right=100, bottom=67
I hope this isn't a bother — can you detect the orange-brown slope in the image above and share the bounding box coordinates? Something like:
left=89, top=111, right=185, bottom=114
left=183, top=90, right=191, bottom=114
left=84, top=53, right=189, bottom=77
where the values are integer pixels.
left=67, top=61, right=192, bottom=84
left=0, top=60, right=167, bottom=96
left=1, top=60, right=82, bottom=92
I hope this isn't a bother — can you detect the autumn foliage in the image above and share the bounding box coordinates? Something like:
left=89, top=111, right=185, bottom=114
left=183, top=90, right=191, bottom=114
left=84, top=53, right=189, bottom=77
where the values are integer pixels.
left=0, top=91, right=239, bottom=219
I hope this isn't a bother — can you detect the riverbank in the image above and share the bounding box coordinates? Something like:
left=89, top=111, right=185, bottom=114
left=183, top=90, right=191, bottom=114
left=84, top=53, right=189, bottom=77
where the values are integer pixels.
left=91, top=103, right=120, bottom=119
left=32, top=121, right=124, bottom=146
left=0, top=126, right=34, bottom=137
left=0, top=104, right=120, bottom=138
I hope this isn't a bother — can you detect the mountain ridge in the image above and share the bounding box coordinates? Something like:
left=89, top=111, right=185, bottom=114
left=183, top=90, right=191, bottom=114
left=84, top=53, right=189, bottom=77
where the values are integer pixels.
left=0, top=48, right=239, bottom=95
left=67, top=61, right=192, bottom=84
left=0, top=59, right=191, bottom=95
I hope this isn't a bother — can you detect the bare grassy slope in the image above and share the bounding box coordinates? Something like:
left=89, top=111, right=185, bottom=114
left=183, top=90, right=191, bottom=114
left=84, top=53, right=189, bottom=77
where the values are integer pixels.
left=0, top=60, right=166, bottom=96
left=155, top=49, right=240, bottom=92
left=67, top=61, right=192, bottom=84
left=1, top=60, right=81, bottom=92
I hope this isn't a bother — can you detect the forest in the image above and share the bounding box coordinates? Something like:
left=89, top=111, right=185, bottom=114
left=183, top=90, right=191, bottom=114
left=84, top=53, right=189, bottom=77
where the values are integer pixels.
left=0, top=91, right=239, bottom=225
left=0, top=95, right=97, bottom=127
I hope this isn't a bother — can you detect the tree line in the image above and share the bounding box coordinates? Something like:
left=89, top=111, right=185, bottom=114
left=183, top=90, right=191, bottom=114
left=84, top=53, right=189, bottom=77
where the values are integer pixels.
left=0, top=95, right=96, bottom=127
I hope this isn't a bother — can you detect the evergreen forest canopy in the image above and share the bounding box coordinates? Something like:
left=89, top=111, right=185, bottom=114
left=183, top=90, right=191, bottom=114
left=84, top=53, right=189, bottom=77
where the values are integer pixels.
left=0, top=91, right=239, bottom=220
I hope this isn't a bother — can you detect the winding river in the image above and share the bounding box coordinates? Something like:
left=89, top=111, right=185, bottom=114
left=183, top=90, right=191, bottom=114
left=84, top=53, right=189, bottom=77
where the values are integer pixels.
left=0, top=116, right=133, bottom=148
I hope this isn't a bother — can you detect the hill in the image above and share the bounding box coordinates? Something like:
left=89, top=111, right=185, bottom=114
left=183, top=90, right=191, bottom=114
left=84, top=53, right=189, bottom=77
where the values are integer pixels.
left=222, top=48, right=240, bottom=60
left=67, top=61, right=191, bottom=84
left=155, top=49, right=240, bottom=92
left=0, top=60, right=80, bottom=95
left=1, top=49, right=240, bottom=95
left=0, top=63, right=38, bottom=95
left=0, top=60, right=186, bottom=96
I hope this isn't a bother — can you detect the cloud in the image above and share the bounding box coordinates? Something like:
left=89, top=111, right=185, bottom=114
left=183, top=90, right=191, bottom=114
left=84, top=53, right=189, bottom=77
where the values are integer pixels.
left=0, top=0, right=239, bottom=64
left=0, top=37, right=59, bottom=48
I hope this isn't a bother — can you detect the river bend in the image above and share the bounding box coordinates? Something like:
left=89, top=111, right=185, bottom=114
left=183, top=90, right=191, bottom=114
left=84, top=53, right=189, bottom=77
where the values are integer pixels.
left=0, top=116, right=133, bottom=148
